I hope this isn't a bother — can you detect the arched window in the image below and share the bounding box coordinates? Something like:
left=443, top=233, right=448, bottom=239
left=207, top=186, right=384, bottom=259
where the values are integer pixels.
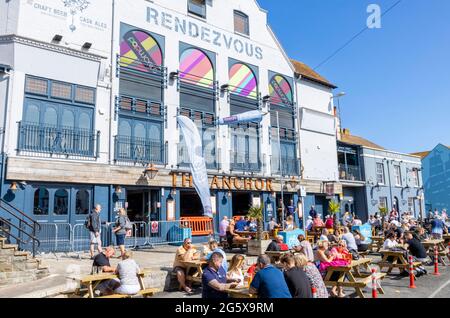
left=269, top=74, right=293, bottom=106
left=229, top=63, right=257, bottom=99
left=33, top=188, right=49, bottom=215
left=179, top=48, right=214, bottom=88
left=54, top=189, right=68, bottom=215
left=120, top=30, right=163, bottom=72
left=75, top=190, right=90, bottom=215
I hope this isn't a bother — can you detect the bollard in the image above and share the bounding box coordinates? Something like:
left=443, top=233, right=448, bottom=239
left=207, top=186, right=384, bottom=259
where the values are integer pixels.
left=371, top=268, right=378, bottom=298
left=433, top=245, right=440, bottom=276
left=311, top=287, right=317, bottom=298
left=408, top=256, right=417, bottom=289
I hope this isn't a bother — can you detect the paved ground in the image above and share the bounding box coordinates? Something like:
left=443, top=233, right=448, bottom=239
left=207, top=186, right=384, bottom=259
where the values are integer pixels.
left=0, top=246, right=449, bottom=298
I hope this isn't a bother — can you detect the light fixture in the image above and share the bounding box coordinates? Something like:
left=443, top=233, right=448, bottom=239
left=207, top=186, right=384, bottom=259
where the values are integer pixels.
left=52, top=34, right=63, bottom=43
left=262, top=95, right=271, bottom=104
left=169, top=71, right=179, bottom=80
left=288, top=176, right=298, bottom=189
left=115, top=185, right=122, bottom=194
left=171, top=188, right=177, bottom=196
left=82, top=42, right=92, bottom=50
left=227, top=191, right=232, bottom=198
left=220, top=84, right=229, bottom=93
left=10, top=182, right=18, bottom=192
left=332, top=92, right=346, bottom=99
left=272, top=191, right=276, bottom=198
left=144, top=163, right=159, bottom=180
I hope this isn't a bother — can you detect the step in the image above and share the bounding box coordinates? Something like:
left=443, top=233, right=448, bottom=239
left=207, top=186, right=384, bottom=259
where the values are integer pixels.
left=1, top=244, right=18, bottom=250
left=14, top=251, right=30, bottom=257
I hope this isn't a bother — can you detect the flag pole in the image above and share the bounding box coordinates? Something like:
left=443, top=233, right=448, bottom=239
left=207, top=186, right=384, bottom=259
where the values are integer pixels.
left=277, top=111, right=284, bottom=228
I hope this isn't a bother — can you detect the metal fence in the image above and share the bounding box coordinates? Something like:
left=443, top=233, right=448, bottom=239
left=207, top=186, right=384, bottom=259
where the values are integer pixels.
left=28, top=220, right=191, bottom=254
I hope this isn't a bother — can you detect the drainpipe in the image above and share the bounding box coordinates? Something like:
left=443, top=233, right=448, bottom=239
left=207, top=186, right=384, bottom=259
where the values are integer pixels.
left=108, top=0, right=116, bottom=165
left=0, top=67, right=12, bottom=199
left=386, top=159, right=395, bottom=218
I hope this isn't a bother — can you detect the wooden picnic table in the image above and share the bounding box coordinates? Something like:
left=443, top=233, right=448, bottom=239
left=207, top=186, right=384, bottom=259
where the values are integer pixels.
left=323, top=258, right=386, bottom=298
left=265, top=250, right=292, bottom=263
left=180, top=260, right=208, bottom=284
left=80, top=269, right=157, bottom=298
left=369, top=236, right=385, bottom=253
left=443, top=234, right=450, bottom=245
left=225, top=287, right=257, bottom=299
left=422, top=239, right=448, bottom=265
left=235, top=231, right=257, bottom=238
left=378, top=250, right=422, bottom=274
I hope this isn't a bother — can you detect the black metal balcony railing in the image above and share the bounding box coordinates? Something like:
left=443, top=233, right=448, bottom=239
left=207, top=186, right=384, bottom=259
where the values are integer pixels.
left=272, top=157, right=299, bottom=176
left=178, top=143, right=218, bottom=170
left=230, top=150, right=261, bottom=172
left=115, top=136, right=166, bottom=164
left=339, top=164, right=362, bottom=181
left=18, top=122, right=99, bottom=158
left=116, top=95, right=164, bottom=119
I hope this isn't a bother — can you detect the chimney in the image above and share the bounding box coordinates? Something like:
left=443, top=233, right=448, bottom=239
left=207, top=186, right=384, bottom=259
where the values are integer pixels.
left=342, top=128, right=350, bottom=136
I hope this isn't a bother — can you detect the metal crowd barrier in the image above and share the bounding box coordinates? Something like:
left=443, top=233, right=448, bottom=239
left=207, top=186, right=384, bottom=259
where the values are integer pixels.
left=27, top=220, right=192, bottom=254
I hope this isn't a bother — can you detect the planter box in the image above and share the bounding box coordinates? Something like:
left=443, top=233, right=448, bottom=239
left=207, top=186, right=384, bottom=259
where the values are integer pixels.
left=247, top=240, right=272, bottom=256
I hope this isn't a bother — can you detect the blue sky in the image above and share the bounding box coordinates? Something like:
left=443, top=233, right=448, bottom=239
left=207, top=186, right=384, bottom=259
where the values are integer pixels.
left=258, top=0, right=450, bottom=154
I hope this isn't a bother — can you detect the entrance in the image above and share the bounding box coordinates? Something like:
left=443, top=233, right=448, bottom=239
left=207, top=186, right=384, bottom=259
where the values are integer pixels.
left=126, top=189, right=160, bottom=222
left=180, top=190, right=203, bottom=217
left=276, top=193, right=295, bottom=222
left=232, top=192, right=252, bottom=216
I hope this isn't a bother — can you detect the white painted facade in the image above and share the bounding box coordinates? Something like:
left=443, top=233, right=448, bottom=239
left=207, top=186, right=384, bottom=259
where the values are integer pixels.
left=0, top=0, right=339, bottom=191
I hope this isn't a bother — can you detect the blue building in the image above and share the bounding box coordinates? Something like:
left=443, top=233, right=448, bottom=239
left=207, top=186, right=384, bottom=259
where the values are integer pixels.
left=412, top=144, right=450, bottom=212
left=338, top=129, right=425, bottom=222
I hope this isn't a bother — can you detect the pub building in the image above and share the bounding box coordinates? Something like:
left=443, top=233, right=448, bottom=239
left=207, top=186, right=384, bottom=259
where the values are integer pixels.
left=0, top=0, right=342, bottom=246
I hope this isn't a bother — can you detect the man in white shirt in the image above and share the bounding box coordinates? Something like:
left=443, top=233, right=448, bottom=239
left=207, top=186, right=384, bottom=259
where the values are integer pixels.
left=305, top=216, right=313, bottom=231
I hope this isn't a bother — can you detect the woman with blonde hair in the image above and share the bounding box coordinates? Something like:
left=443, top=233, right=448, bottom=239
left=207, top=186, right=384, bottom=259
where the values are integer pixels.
left=316, top=240, right=348, bottom=297
left=114, top=251, right=141, bottom=295
left=227, top=254, right=246, bottom=288
left=112, top=208, right=131, bottom=258
left=293, top=254, right=329, bottom=298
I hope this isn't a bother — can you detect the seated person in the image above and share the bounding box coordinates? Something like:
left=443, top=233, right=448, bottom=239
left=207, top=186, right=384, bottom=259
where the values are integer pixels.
left=235, top=217, right=247, bottom=232
left=248, top=218, right=258, bottom=232
left=202, top=252, right=239, bottom=299
left=266, top=235, right=288, bottom=252
left=92, top=246, right=117, bottom=296
left=382, top=231, right=398, bottom=250
left=204, top=240, right=228, bottom=272
left=172, top=238, right=201, bottom=293
left=114, top=251, right=141, bottom=295
left=227, top=254, right=246, bottom=288
left=313, top=215, right=325, bottom=228
left=325, top=215, right=334, bottom=229
left=404, top=232, right=430, bottom=273
left=280, top=254, right=313, bottom=298
left=352, top=216, right=363, bottom=226
left=284, top=215, right=297, bottom=231
left=226, top=219, right=251, bottom=248
left=293, top=254, right=329, bottom=298
left=305, top=216, right=314, bottom=231
left=92, top=246, right=116, bottom=274
left=319, top=228, right=329, bottom=242
left=249, top=255, right=292, bottom=298
left=330, top=240, right=351, bottom=261
left=316, top=240, right=349, bottom=298
left=341, top=227, right=359, bottom=257
left=293, top=234, right=314, bottom=262
left=353, top=230, right=369, bottom=252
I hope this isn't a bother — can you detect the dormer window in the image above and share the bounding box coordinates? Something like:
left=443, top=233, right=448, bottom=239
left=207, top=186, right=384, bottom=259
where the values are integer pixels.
left=188, top=0, right=206, bottom=18
left=234, top=10, right=249, bottom=36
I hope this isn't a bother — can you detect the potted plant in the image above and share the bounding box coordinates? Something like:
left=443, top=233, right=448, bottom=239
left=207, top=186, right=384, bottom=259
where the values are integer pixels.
left=328, top=200, right=340, bottom=216
left=246, top=204, right=271, bottom=256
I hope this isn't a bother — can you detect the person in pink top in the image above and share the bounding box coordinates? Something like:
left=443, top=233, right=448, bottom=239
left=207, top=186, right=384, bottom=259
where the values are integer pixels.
left=316, top=240, right=349, bottom=297
left=330, top=240, right=351, bottom=262
left=325, top=215, right=334, bottom=229
left=313, top=215, right=325, bottom=228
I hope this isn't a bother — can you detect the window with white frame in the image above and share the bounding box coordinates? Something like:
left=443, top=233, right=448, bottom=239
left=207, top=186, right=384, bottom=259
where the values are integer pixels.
left=408, top=197, right=415, bottom=213
left=411, top=169, right=419, bottom=187
left=379, top=197, right=388, bottom=209
left=188, top=0, right=206, bottom=18
left=394, top=165, right=401, bottom=186
left=376, top=163, right=385, bottom=184
left=234, top=11, right=249, bottom=36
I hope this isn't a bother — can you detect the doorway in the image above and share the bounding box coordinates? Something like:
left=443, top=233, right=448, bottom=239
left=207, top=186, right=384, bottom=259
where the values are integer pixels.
left=126, top=189, right=161, bottom=222
left=232, top=192, right=252, bottom=216
left=180, top=190, right=203, bottom=217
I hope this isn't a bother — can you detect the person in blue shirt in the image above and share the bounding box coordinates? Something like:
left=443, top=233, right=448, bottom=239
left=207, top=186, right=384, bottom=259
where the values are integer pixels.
left=204, top=240, right=228, bottom=272
left=202, top=252, right=239, bottom=299
left=249, top=254, right=292, bottom=298
left=235, top=216, right=248, bottom=232
left=431, top=216, right=447, bottom=239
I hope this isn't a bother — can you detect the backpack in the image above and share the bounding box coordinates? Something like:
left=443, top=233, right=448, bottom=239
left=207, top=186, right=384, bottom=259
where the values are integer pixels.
left=124, top=217, right=132, bottom=231
left=84, top=214, right=92, bottom=230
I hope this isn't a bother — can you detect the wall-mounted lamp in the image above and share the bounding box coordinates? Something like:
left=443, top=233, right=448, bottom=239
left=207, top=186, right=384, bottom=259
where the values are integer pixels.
left=171, top=188, right=177, bottom=196
left=220, top=84, right=230, bottom=93
left=82, top=42, right=92, bottom=50
left=262, top=95, right=271, bottom=104
left=288, top=176, right=298, bottom=189
left=144, top=163, right=159, bottom=180
left=52, top=34, right=63, bottom=43
left=169, top=71, right=179, bottom=80
left=114, top=185, right=122, bottom=194
left=227, top=191, right=232, bottom=198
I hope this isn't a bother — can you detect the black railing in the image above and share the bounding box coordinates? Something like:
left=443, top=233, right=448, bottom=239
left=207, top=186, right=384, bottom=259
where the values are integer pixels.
left=18, top=122, right=99, bottom=158
left=272, top=157, right=299, bottom=176
left=0, top=199, right=40, bottom=257
left=114, top=135, right=165, bottom=164
left=178, top=143, right=218, bottom=170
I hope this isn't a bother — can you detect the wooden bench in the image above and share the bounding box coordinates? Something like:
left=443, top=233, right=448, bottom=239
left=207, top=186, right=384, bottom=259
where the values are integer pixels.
left=422, top=239, right=448, bottom=266
left=80, top=269, right=157, bottom=298
left=378, top=250, right=422, bottom=274
left=179, top=260, right=207, bottom=285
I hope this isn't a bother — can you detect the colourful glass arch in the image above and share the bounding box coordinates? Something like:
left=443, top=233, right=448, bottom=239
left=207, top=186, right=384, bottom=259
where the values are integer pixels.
left=120, top=30, right=163, bottom=71
left=269, top=74, right=293, bottom=105
left=229, top=63, right=258, bottom=99
left=179, top=48, right=214, bottom=88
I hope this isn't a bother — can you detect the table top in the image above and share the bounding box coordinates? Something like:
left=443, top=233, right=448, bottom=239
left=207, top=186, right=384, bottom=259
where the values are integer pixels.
left=326, top=258, right=371, bottom=271
left=371, top=236, right=385, bottom=240
left=235, top=231, right=257, bottom=236
left=265, top=250, right=291, bottom=256
left=180, top=260, right=207, bottom=267
left=225, top=287, right=257, bottom=298
left=422, top=239, right=444, bottom=245
left=81, top=269, right=150, bottom=283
